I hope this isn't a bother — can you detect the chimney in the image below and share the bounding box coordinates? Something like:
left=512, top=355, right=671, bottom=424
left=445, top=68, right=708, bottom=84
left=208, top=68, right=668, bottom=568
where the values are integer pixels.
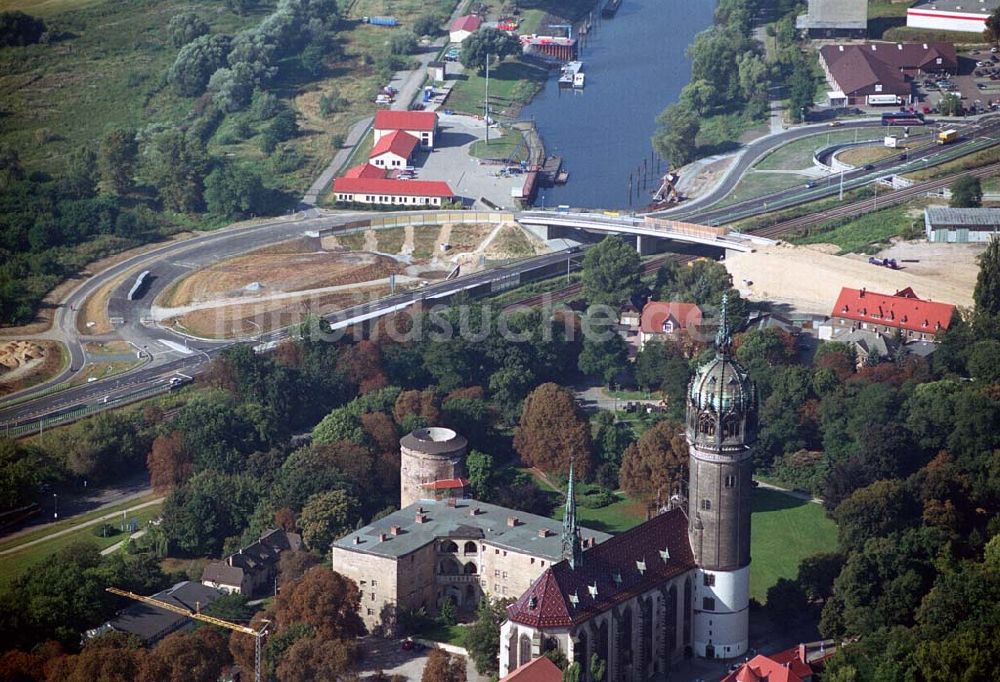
left=506, top=516, right=519, bottom=527
left=798, top=643, right=807, bottom=664
left=860, top=287, right=866, bottom=298
left=390, top=525, right=402, bottom=536
left=538, top=528, right=550, bottom=538
left=418, top=506, right=425, bottom=514
left=353, top=536, right=361, bottom=545
left=469, top=507, right=481, bottom=516
left=447, top=497, right=457, bottom=507
left=415, top=513, right=428, bottom=524
left=379, top=533, right=388, bottom=542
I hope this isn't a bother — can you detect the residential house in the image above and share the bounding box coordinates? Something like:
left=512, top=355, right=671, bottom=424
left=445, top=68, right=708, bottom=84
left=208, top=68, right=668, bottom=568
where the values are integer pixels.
left=721, top=642, right=836, bottom=682
left=373, top=110, right=438, bottom=149
left=450, top=15, right=482, bottom=43
left=829, top=286, right=954, bottom=341
left=836, top=328, right=894, bottom=368
left=85, top=581, right=223, bottom=646
left=201, top=528, right=302, bottom=598
left=637, top=300, right=702, bottom=350
left=369, top=130, right=420, bottom=169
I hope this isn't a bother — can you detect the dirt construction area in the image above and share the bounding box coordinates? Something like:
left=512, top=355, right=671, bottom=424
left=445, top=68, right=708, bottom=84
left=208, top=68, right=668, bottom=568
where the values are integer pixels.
left=0, top=340, right=63, bottom=397
left=153, top=222, right=548, bottom=339
left=726, top=240, right=981, bottom=315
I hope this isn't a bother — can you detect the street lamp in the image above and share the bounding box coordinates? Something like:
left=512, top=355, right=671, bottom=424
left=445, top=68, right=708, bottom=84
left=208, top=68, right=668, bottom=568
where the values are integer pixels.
left=53, top=493, right=58, bottom=520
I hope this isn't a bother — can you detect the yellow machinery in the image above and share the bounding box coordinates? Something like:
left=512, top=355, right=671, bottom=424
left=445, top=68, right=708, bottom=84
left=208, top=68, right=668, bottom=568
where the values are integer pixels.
left=106, top=587, right=268, bottom=682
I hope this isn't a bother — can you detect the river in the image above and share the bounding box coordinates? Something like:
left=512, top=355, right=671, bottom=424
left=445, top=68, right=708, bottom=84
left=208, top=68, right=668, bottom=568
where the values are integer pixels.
left=520, top=0, right=715, bottom=209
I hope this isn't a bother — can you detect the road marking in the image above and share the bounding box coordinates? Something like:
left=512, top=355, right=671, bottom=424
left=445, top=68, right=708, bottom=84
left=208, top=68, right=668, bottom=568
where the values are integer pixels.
left=159, top=340, right=194, bottom=355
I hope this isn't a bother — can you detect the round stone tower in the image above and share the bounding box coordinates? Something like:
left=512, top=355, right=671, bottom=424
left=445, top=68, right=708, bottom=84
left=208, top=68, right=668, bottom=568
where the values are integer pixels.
left=686, top=297, right=757, bottom=660
left=399, top=427, right=468, bottom=508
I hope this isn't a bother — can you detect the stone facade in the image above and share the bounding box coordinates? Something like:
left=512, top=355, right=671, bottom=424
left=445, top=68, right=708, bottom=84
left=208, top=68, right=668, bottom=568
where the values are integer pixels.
left=399, top=427, right=468, bottom=508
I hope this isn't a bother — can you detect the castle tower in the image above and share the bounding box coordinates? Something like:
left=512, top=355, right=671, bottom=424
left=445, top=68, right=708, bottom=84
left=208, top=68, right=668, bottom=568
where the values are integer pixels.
left=686, top=296, right=757, bottom=659
left=399, top=427, right=468, bottom=508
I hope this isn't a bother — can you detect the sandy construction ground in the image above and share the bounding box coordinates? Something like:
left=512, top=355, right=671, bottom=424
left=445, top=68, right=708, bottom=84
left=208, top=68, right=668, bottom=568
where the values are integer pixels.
left=0, top=340, right=63, bottom=397
left=726, top=240, right=981, bottom=315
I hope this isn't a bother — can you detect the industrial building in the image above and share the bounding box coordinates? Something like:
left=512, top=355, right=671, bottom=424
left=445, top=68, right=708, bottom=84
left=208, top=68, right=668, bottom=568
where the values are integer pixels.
left=331, top=177, right=456, bottom=206
left=924, top=207, right=1000, bottom=242
left=907, top=0, right=999, bottom=34
left=796, top=0, right=867, bottom=38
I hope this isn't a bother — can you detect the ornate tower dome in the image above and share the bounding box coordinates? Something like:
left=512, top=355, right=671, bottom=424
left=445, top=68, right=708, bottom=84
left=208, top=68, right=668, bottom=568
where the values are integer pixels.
left=685, top=299, right=756, bottom=453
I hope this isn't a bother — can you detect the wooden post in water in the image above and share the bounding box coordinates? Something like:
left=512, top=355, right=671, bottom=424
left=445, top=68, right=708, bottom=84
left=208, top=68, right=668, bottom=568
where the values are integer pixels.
left=627, top=174, right=633, bottom=207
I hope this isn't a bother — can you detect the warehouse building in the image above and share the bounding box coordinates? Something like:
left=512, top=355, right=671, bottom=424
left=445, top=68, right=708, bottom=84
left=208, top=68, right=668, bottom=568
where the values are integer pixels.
left=907, top=0, right=999, bottom=34
left=796, top=0, right=868, bottom=38
left=924, top=207, right=1000, bottom=242
left=819, top=42, right=957, bottom=106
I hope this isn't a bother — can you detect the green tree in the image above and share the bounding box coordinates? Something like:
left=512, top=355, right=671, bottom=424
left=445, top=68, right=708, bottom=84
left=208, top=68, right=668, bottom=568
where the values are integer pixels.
left=204, top=162, right=267, bottom=218
left=299, top=490, right=360, bottom=552
left=949, top=175, right=982, bottom=208
left=787, top=56, right=816, bottom=122
left=514, top=383, right=594, bottom=478
left=98, top=127, right=138, bottom=196
left=300, top=40, right=326, bottom=77
left=208, top=63, right=256, bottom=112
left=162, top=471, right=261, bottom=555
left=967, top=339, right=1000, bottom=383
left=413, top=14, right=441, bottom=37
left=459, top=27, right=520, bottom=73
left=388, top=29, right=418, bottom=56
left=466, top=449, right=495, bottom=500
left=765, top=578, right=808, bottom=628
left=986, top=6, right=1000, bottom=44
left=465, top=597, right=513, bottom=676
left=141, top=129, right=208, bottom=213
left=581, top=236, right=642, bottom=307
left=973, top=234, right=1000, bottom=320
left=938, top=92, right=963, bottom=116
left=578, top=317, right=629, bottom=386
left=0, top=10, right=45, bottom=47
left=652, top=102, right=699, bottom=167
left=167, top=33, right=232, bottom=96
left=167, top=12, right=209, bottom=47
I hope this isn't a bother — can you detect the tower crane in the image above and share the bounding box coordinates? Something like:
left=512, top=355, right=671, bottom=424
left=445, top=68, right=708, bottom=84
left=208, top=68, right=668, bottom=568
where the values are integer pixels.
left=546, top=23, right=572, bottom=40
left=106, top=587, right=269, bottom=682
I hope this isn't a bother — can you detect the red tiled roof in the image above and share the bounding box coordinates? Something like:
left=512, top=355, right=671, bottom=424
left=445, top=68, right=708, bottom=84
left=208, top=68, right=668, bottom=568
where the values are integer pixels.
left=639, top=301, right=702, bottom=334
left=332, top=177, right=455, bottom=198
left=831, top=287, right=954, bottom=334
left=500, top=656, right=562, bottom=682
left=370, top=130, right=420, bottom=160
left=451, top=15, right=482, bottom=33
left=721, top=647, right=815, bottom=682
left=422, top=477, right=470, bottom=490
left=344, top=163, right=386, bottom=179
left=374, top=110, right=438, bottom=132
left=506, top=509, right=695, bottom=628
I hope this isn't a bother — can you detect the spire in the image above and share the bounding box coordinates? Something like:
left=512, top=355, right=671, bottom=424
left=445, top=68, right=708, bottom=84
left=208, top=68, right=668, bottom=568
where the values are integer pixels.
left=715, top=293, right=732, bottom=355
left=561, top=460, right=582, bottom=569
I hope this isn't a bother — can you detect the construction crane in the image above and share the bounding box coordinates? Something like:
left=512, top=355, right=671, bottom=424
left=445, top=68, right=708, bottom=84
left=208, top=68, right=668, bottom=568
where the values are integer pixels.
left=546, top=23, right=572, bottom=40
left=106, top=587, right=269, bottom=682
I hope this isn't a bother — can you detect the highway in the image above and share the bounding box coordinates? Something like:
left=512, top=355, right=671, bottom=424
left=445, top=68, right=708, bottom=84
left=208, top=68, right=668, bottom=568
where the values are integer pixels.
left=2, top=115, right=998, bottom=431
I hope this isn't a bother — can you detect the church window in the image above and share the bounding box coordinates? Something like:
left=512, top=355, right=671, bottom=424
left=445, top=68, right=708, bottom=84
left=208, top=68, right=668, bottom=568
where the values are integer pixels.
left=703, top=574, right=715, bottom=587
left=698, top=413, right=715, bottom=436
left=372, top=580, right=377, bottom=587
left=703, top=597, right=715, bottom=611
left=724, top=475, right=736, bottom=488
left=701, top=499, right=712, bottom=511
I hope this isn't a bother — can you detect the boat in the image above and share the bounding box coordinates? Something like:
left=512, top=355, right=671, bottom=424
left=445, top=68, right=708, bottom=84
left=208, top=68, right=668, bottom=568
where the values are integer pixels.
left=602, top=0, right=621, bottom=17
left=573, top=72, right=585, bottom=88
left=559, top=60, right=583, bottom=87
left=558, top=70, right=574, bottom=87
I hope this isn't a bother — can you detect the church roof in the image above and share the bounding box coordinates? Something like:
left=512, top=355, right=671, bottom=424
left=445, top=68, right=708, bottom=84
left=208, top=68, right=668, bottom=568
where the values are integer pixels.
left=506, top=509, right=695, bottom=628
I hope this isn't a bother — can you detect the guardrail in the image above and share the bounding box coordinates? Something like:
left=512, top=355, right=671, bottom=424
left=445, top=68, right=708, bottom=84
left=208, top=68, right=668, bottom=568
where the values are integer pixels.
left=308, top=211, right=515, bottom=239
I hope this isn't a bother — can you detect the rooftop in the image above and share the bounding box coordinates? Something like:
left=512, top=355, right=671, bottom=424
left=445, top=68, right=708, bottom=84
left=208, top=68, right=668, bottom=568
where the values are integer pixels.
left=925, top=207, right=1000, bottom=227
left=202, top=528, right=301, bottom=587
left=451, top=14, right=482, bottom=32
left=500, top=655, right=562, bottom=682
left=506, top=509, right=695, bottom=628
left=820, top=42, right=957, bottom=96
left=370, top=130, right=420, bottom=159
left=832, top=287, right=954, bottom=334
left=344, top=163, right=386, bottom=179
left=373, top=110, right=438, bottom=132
left=909, top=0, right=999, bottom=15
left=401, top=426, right=468, bottom=455
left=333, top=498, right=611, bottom=561
left=639, top=301, right=702, bottom=334
left=797, top=0, right=867, bottom=30
left=332, top=177, right=455, bottom=198
left=88, top=581, right=223, bottom=644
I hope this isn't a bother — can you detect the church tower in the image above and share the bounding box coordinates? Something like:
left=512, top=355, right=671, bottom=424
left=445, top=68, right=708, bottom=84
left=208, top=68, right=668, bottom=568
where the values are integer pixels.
left=686, top=296, right=757, bottom=659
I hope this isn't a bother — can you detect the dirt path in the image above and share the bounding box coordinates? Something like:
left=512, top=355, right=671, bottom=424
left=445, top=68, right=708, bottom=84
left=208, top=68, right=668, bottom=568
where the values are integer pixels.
left=435, top=223, right=453, bottom=259
left=402, top=225, right=415, bottom=257
left=364, top=229, right=378, bottom=252
left=475, top=221, right=510, bottom=253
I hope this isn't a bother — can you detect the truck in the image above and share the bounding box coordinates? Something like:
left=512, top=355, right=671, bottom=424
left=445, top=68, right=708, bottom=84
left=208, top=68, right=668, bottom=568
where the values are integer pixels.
left=868, top=256, right=899, bottom=269
left=362, top=16, right=399, bottom=26
left=937, top=129, right=958, bottom=145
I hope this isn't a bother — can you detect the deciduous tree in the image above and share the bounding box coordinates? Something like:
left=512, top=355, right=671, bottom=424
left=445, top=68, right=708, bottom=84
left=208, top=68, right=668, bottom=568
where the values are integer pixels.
left=167, top=12, right=209, bottom=47
left=459, top=27, right=520, bottom=73
left=580, top=236, right=642, bottom=307
left=949, top=175, right=982, bottom=208
left=139, top=629, right=229, bottom=682
left=465, top=597, right=513, bottom=676
left=275, top=636, right=358, bottom=682
left=421, top=649, right=466, bottom=682
left=514, top=383, right=593, bottom=478
left=274, top=567, right=365, bottom=640
left=299, top=490, right=360, bottom=552
left=619, top=420, right=688, bottom=501
left=167, top=34, right=231, bottom=96
left=98, top=127, right=138, bottom=196
left=147, top=431, right=193, bottom=493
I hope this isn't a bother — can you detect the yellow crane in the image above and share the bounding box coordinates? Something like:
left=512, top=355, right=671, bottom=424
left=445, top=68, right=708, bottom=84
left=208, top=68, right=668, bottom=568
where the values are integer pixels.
left=106, top=587, right=269, bottom=682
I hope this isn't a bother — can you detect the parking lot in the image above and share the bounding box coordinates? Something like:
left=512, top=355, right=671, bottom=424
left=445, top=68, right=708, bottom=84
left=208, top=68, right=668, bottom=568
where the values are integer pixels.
left=916, top=52, right=1000, bottom=114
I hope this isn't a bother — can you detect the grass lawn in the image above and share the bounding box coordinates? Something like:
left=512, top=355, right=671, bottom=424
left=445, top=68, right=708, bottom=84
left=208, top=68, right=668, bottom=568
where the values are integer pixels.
left=749, top=488, right=837, bottom=603
left=793, top=203, right=923, bottom=253
left=754, top=130, right=880, bottom=171
left=837, top=145, right=903, bottom=166
left=0, top=502, right=164, bottom=587
left=417, top=622, right=468, bottom=647
left=717, top=171, right=812, bottom=207
left=517, top=0, right=596, bottom=33
left=470, top=127, right=529, bottom=162
left=867, top=0, right=913, bottom=19
left=444, top=59, right=549, bottom=117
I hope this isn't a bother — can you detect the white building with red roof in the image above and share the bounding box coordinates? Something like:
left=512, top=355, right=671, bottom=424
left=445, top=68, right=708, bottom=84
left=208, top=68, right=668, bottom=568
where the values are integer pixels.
left=369, top=130, right=420, bottom=169
left=331, top=176, right=456, bottom=207
left=450, top=14, right=482, bottom=42
left=721, top=642, right=835, bottom=682
left=830, top=286, right=954, bottom=341
left=373, top=110, right=438, bottom=149
left=638, top=300, right=703, bottom=350
left=343, top=163, right=386, bottom=179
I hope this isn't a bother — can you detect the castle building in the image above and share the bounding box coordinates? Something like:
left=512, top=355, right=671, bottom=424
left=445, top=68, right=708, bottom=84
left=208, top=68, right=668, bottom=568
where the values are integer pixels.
left=500, top=296, right=758, bottom=678
left=331, top=428, right=611, bottom=635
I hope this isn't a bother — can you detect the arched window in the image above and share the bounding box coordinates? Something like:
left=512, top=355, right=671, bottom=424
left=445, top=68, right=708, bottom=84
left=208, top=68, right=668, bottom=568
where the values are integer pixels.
left=721, top=414, right=740, bottom=440
left=441, top=540, right=459, bottom=553
left=439, top=558, right=461, bottom=575
left=463, top=562, right=478, bottom=575
left=519, top=634, right=532, bottom=666
left=574, top=630, right=588, bottom=668
left=698, top=412, right=715, bottom=437
left=464, top=541, right=478, bottom=554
